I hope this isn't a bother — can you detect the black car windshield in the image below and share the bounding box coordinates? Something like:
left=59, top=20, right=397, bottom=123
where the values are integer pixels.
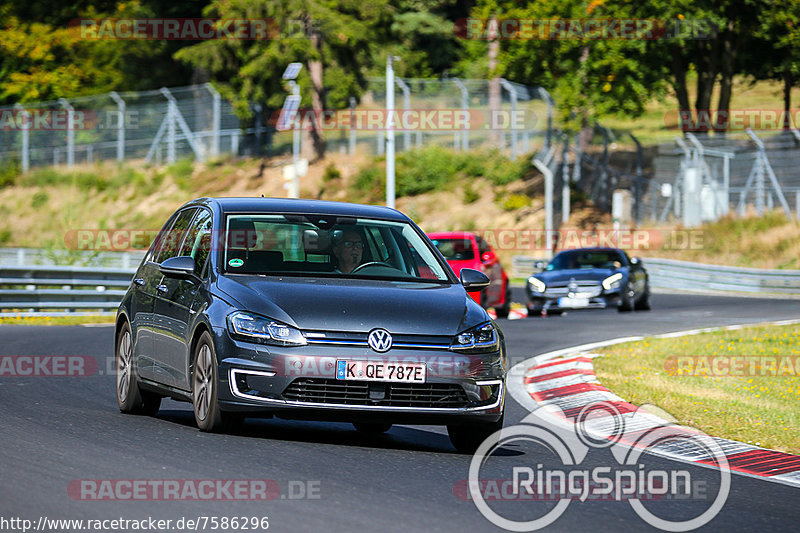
left=546, top=250, right=625, bottom=271
left=430, top=238, right=475, bottom=261
left=223, top=214, right=450, bottom=281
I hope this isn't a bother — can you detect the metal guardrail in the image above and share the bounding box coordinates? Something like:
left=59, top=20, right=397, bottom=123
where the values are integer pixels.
left=643, top=258, right=800, bottom=295
left=0, top=248, right=146, bottom=269
left=512, top=255, right=800, bottom=295
left=0, top=265, right=136, bottom=313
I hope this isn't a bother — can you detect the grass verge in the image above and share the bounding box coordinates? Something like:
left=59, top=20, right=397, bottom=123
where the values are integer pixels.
left=0, top=315, right=115, bottom=326
left=592, top=323, right=800, bottom=454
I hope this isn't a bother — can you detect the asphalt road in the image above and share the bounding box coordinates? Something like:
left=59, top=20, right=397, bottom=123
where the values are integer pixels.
left=1, top=293, right=799, bottom=532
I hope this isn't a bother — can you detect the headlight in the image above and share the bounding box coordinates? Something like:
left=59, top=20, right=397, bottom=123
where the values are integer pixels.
left=227, top=311, right=307, bottom=346
left=450, top=322, right=499, bottom=353
left=602, top=273, right=623, bottom=291
left=528, top=276, right=546, bottom=293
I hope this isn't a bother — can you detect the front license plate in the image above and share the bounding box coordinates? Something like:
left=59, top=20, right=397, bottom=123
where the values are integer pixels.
left=336, top=360, right=426, bottom=383
left=558, top=297, right=589, bottom=308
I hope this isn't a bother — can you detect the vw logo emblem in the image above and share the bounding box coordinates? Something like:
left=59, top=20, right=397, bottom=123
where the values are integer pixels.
left=368, top=328, right=393, bottom=353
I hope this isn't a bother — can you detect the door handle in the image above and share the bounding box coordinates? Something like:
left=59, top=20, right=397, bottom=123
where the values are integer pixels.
left=133, top=278, right=145, bottom=287
left=156, top=284, right=168, bottom=294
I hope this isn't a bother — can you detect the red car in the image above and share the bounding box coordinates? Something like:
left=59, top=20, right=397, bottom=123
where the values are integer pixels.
left=427, top=232, right=512, bottom=318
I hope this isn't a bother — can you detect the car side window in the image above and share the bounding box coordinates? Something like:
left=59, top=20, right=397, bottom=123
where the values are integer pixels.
left=155, top=208, right=198, bottom=264
left=476, top=236, right=490, bottom=256
left=178, top=208, right=213, bottom=276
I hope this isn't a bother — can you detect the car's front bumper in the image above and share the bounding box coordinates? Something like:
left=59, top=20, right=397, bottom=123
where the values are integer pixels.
left=210, top=327, right=505, bottom=424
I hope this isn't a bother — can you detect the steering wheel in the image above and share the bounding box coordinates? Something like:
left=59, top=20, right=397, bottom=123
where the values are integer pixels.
left=352, top=261, right=394, bottom=273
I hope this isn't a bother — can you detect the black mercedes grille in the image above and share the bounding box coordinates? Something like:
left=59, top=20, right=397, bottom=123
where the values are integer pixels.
left=282, top=378, right=470, bottom=408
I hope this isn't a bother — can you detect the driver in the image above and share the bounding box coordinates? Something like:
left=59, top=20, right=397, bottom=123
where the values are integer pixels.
left=332, top=229, right=364, bottom=273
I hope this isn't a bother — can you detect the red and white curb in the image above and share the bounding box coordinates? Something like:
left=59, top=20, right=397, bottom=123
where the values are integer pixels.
left=507, top=320, right=800, bottom=489
left=487, top=308, right=527, bottom=320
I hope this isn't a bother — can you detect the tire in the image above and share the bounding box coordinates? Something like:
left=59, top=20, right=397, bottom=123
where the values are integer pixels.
left=618, top=281, right=635, bottom=312
left=353, top=422, right=392, bottom=434
left=635, top=285, right=651, bottom=311
left=448, top=414, right=504, bottom=454
left=494, top=287, right=512, bottom=319
left=526, top=304, right=542, bottom=317
left=116, top=321, right=161, bottom=415
left=192, top=331, right=234, bottom=432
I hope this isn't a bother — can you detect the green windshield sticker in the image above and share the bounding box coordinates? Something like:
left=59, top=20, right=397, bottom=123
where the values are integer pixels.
left=228, top=258, right=244, bottom=268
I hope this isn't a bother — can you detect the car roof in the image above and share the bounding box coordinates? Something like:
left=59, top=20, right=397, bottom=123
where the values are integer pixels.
left=427, top=231, right=476, bottom=239
left=555, top=247, right=625, bottom=254
left=183, top=197, right=408, bottom=221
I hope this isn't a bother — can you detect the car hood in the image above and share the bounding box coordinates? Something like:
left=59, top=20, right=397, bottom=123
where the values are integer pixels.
left=216, top=274, right=487, bottom=335
left=535, top=268, right=625, bottom=284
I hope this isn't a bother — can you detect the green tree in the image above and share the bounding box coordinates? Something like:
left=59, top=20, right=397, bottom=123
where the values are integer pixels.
left=175, top=0, right=388, bottom=161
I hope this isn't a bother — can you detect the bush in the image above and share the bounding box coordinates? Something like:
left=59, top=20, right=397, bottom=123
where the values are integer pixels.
left=0, top=158, right=20, bottom=188
left=323, top=163, right=341, bottom=182
left=31, top=191, right=49, bottom=208
left=463, top=183, right=479, bottom=204
left=502, top=193, right=531, bottom=211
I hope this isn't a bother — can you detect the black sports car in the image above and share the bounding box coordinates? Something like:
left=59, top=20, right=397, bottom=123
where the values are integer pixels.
left=526, top=247, right=650, bottom=315
left=115, top=197, right=506, bottom=452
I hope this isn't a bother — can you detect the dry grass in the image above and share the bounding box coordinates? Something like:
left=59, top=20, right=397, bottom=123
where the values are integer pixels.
left=593, top=324, right=800, bottom=454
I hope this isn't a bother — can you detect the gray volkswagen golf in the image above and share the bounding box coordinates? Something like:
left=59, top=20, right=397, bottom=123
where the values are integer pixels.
left=115, top=197, right=506, bottom=452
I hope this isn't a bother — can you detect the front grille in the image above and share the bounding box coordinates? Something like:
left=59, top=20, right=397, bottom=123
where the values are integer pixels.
left=282, top=378, right=470, bottom=408
left=543, top=282, right=602, bottom=298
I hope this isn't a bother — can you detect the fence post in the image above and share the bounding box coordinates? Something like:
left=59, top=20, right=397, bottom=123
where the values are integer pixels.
left=538, top=88, right=553, bottom=156
left=349, top=97, right=356, bottom=155
left=561, top=136, right=570, bottom=224
left=206, top=83, right=221, bottom=158
left=14, top=104, right=29, bottom=172
left=630, top=133, right=643, bottom=225
left=453, top=78, right=469, bottom=151
left=109, top=92, right=125, bottom=162
left=500, top=79, right=518, bottom=160
left=395, top=77, right=411, bottom=151
left=533, top=158, right=554, bottom=258
left=58, top=99, right=75, bottom=167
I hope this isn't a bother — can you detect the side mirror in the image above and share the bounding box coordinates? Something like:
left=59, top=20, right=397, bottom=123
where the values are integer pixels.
left=160, top=256, right=197, bottom=280
left=481, top=251, right=497, bottom=264
left=534, top=260, right=546, bottom=270
left=460, top=268, right=490, bottom=292
left=630, top=257, right=641, bottom=267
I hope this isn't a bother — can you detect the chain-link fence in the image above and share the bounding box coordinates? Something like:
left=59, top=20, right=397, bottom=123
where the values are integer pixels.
left=0, top=78, right=551, bottom=172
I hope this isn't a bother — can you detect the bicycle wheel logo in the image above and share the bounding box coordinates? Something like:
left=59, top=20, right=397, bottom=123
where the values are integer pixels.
left=468, top=401, right=730, bottom=532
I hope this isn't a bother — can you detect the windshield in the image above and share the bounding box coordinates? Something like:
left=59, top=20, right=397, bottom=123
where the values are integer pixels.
left=430, top=238, right=475, bottom=261
left=223, top=214, right=450, bottom=281
left=546, top=250, right=625, bottom=271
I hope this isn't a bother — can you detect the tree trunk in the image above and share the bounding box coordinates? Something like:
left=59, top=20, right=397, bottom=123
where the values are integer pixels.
left=694, top=25, right=720, bottom=134
left=304, top=29, right=326, bottom=162
left=714, top=27, right=736, bottom=135
left=784, top=68, right=793, bottom=130
left=671, top=53, right=692, bottom=132
left=488, top=17, right=501, bottom=147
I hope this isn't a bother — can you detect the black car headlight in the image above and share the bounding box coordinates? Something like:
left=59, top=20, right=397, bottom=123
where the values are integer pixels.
left=450, top=322, right=499, bottom=353
left=227, top=311, right=307, bottom=346
left=528, top=276, right=546, bottom=293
